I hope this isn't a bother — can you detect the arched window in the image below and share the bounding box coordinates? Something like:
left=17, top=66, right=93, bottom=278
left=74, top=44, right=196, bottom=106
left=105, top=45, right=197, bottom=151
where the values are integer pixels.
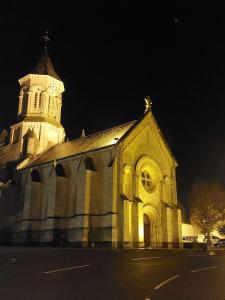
left=51, top=97, right=54, bottom=109
left=34, top=91, right=42, bottom=109
left=48, top=96, right=51, bottom=110
left=38, top=93, right=42, bottom=108
left=48, top=96, right=55, bottom=116
left=34, top=93, right=38, bottom=107
left=55, top=164, right=66, bottom=177
left=31, top=169, right=42, bottom=182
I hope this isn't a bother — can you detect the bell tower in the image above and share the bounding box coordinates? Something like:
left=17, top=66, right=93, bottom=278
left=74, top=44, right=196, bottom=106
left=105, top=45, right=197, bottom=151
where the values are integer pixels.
left=9, top=35, right=65, bottom=160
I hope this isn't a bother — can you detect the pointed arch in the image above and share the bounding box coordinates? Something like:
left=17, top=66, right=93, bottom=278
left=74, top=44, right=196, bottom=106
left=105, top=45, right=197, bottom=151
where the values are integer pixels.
left=143, top=203, right=160, bottom=247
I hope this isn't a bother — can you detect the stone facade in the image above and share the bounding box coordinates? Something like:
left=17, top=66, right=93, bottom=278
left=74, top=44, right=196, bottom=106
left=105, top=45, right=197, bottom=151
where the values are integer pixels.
left=0, top=51, right=182, bottom=248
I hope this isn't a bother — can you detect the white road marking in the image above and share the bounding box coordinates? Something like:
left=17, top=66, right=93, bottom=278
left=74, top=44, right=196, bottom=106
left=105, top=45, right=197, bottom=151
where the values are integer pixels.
left=44, top=264, right=91, bottom=274
left=190, top=266, right=218, bottom=273
left=188, top=255, right=207, bottom=257
left=154, top=275, right=180, bottom=290
left=131, top=257, right=160, bottom=261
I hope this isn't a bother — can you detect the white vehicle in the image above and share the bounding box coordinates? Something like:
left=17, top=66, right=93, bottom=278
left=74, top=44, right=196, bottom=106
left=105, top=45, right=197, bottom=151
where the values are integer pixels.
left=196, top=234, right=220, bottom=246
left=196, top=234, right=205, bottom=243
left=182, top=236, right=194, bottom=243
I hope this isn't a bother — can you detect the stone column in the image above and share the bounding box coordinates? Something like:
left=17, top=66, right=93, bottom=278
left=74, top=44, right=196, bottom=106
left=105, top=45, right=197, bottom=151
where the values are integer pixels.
left=123, top=199, right=133, bottom=247
left=137, top=201, right=144, bottom=247
left=21, top=181, right=31, bottom=224
left=46, top=170, right=56, bottom=217
left=166, top=207, right=173, bottom=248
left=128, top=200, right=133, bottom=246
left=111, top=156, right=119, bottom=247
left=41, top=92, right=48, bottom=115
left=27, top=91, right=33, bottom=114
left=18, top=172, right=32, bottom=243
left=42, top=166, right=57, bottom=243
left=123, top=199, right=130, bottom=247
left=82, top=170, right=91, bottom=245
left=107, top=165, right=118, bottom=248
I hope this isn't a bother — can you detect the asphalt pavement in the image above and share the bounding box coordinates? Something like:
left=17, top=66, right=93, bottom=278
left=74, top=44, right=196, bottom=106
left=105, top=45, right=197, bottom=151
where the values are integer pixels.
left=0, top=247, right=224, bottom=300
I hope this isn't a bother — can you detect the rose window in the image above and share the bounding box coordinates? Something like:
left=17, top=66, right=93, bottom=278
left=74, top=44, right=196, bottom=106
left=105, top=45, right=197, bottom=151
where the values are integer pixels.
left=141, top=171, right=155, bottom=192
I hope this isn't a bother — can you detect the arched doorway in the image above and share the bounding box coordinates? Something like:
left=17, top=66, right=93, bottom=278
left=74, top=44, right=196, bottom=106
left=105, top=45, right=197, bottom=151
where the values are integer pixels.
left=144, top=214, right=151, bottom=247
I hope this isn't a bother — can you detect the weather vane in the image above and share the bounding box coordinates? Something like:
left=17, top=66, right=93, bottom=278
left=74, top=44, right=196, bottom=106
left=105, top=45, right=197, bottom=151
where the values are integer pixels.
left=42, top=30, right=50, bottom=48
left=144, top=96, right=152, bottom=113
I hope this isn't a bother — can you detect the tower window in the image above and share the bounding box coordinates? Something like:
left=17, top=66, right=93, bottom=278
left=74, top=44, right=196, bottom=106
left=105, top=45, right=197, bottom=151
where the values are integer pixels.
left=38, top=93, right=42, bottom=108
left=48, top=96, right=55, bottom=116
left=51, top=98, right=54, bottom=109
left=34, top=93, right=38, bottom=107
left=34, top=92, right=42, bottom=108
left=48, top=96, right=51, bottom=110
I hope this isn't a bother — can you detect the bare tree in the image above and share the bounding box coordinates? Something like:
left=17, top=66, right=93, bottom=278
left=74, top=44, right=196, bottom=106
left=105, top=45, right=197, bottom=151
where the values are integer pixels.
left=0, top=129, right=7, bottom=147
left=0, top=129, right=7, bottom=165
left=217, top=224, right=225, bottom=236
left=189, top=180, right=225, bottom=247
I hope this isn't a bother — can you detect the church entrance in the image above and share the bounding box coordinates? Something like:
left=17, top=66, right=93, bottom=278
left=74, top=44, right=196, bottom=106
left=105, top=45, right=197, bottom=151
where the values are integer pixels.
left=144, top=214, right=151, bottom=247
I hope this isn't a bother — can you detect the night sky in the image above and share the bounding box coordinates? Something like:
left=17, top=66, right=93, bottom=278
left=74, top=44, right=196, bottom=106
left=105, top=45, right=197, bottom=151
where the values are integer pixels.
left=0, top=2, right=225, bottom=211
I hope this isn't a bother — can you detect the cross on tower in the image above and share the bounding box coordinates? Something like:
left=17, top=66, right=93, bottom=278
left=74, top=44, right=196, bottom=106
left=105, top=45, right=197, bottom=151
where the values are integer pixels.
left=42, top=30, right=50, bottom=48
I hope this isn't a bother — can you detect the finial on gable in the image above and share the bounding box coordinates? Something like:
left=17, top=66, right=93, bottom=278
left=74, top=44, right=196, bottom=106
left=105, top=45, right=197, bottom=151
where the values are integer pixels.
left=144, top=96, right=152, bottom=113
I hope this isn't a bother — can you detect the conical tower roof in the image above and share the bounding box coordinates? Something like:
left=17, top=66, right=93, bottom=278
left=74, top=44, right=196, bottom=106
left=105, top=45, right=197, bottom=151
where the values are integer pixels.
left=33, top=48, right=61, bottom=81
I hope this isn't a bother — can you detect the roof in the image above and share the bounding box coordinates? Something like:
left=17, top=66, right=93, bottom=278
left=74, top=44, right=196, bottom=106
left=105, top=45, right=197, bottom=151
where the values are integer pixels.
left=26, top=121, right=136, bottom=168
left=24, top=128, right=37, bottom=139
left=33, top=48, right=61, bottom=81
left=15, top=116, right=63, bottom=128
left=20, top=110, right=177, bottom=169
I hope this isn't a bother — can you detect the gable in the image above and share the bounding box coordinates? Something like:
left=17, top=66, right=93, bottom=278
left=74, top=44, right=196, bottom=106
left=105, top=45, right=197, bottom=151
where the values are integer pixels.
left=120, top=111, right=177, bottom=174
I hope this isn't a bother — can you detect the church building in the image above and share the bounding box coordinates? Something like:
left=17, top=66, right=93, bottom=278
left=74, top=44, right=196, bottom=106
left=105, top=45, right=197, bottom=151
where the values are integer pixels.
left=0, top=46, right=182, bottom=248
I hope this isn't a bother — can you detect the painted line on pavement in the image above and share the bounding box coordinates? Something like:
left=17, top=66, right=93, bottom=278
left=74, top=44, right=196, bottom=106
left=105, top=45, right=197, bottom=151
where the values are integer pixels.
left=154, top=275, right=180, bottom=290
left=131, top=257, right=160, bottom=261
left=190, top=266, right=218, bottom=273
left=188, top=254, right=207, bottom=257
left=44, top=264, right=91, bottom=274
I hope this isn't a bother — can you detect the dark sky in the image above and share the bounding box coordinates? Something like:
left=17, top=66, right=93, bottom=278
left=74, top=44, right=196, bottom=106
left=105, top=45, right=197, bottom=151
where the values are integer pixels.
left=0, top=1, right=225, bottom=210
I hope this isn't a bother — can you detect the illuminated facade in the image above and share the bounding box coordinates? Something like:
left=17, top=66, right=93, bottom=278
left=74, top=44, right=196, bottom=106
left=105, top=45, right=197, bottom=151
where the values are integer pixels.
left=0, top=50, right=182, bottom=248
left=5, top=49, right=65, bottom=163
